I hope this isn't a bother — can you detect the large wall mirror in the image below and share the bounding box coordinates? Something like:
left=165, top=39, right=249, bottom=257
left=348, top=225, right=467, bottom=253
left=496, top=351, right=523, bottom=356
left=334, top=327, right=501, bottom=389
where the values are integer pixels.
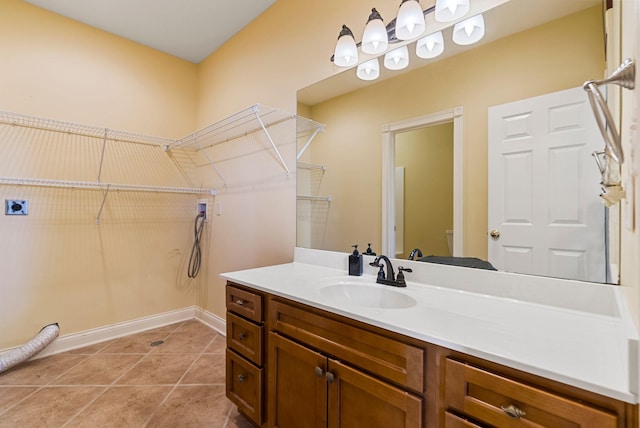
left=297, top=0, right=619, bottom=284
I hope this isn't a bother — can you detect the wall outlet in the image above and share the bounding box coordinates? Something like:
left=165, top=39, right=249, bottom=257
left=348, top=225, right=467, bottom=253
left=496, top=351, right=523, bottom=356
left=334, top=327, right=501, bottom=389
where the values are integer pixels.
left=197, top=199, right=208, bottom=222
left=5, top=199, right=28, bottom=215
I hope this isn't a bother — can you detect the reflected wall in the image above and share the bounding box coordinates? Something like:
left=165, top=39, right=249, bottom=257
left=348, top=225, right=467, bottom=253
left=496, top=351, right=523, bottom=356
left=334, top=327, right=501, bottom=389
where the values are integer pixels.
left=297, top=6, right=605, bottom=261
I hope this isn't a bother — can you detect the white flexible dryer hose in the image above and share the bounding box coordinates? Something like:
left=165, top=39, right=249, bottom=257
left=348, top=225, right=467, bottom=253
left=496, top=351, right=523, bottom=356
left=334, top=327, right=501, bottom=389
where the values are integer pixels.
left=0, top=323, right=60, bottom=374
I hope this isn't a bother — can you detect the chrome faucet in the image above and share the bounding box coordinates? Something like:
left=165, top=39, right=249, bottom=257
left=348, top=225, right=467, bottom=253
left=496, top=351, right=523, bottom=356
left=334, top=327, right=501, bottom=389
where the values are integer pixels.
left=369, top=255, right=412, bottom=287
left=408, top=248, right=423, bottom=260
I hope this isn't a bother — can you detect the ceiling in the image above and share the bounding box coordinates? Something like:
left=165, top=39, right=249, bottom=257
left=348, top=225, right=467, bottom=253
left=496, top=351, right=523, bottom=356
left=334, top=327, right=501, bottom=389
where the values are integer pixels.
left=24, top=0, right=277, bottom=63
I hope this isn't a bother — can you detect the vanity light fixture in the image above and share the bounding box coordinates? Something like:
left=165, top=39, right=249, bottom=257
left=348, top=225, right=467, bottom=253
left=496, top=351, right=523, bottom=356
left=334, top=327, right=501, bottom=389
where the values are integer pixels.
left=384, top=46, right=410, bottom=70
left=434, top=0, right=470, bottom=22
left=452, top=14, right=485, bottom=45
left=357, top=58, right=381, bottom=80
left=332, top=0, right=487, bottom=81
left=416, top=31, right=445, bottom=59
left=333, top=25, right=358, bottom=67
left=395, top=0, right=426, bottom=40
left=362, top=8, right=389, bottom=54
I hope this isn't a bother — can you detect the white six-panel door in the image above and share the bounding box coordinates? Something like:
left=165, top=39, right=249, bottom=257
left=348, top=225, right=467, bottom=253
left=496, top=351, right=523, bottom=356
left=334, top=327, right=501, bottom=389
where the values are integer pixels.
left=488, top=86, right=606, bottom=282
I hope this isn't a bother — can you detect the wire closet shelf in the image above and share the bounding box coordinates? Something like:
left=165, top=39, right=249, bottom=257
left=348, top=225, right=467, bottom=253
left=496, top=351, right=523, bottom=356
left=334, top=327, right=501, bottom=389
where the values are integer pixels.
left=0, top=110, right=213, bottom=195
left=0, top=104, right=312, bottom=222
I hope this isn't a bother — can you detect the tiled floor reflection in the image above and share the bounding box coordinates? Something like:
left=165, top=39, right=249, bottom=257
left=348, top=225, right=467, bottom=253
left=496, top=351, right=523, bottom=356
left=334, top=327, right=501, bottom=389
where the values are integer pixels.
left=0, top=320, right=253, bottom=428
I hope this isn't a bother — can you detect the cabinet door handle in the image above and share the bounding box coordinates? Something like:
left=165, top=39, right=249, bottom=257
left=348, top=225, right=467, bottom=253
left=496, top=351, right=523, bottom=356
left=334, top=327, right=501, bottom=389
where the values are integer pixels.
left=326, top=372, right=335, bottom=384
left=238, top=332, right=247, bottom=340
left=501, top=404, right=525, bottom=419
left=237, top=374, right=247, bottom=383
left=314, top=366, right=324, bottom=378
left=235, top=299, right=245, bottom=306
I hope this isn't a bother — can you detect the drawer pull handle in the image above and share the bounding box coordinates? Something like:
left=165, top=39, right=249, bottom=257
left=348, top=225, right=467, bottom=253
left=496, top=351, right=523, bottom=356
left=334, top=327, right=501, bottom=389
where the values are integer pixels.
left=326, top=372, right=335, bottom=384
left=235, top=299, right=245, bottom=306
left=238, top=332, right=247, bottom=340
left=314, top=366, right=324, bottom=378
left=237, top=374, right=247, bottom=383
left=501, top=405, right=525, bottom=419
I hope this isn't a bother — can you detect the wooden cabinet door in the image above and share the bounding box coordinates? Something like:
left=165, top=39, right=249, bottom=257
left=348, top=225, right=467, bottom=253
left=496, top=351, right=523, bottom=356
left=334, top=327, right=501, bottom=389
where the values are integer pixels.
left=268, top=333, right=327, bottom=428
left=327, top=358, right=423, bottom=428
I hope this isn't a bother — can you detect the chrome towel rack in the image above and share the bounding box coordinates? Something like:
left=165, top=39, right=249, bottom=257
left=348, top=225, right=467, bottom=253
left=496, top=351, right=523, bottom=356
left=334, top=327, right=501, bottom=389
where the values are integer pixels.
left=583, top=58, right=635, bottom=167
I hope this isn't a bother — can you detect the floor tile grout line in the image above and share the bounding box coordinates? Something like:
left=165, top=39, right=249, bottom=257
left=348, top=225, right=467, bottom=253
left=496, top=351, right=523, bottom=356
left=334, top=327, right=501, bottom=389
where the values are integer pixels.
left=60, top=386, right=109, bottom=428
left=222, top=401, right=235, bottom=428
left=60, top=346, right=155, bottom=427
left=141, top=329, right=219, bottom=428
left=0, top=385, right=44, bottom=418
left=0, top=320, right=226, bottom=427
left=60, top=323, right=181, bottom=428
left=0, top=347, right=107, bottom=418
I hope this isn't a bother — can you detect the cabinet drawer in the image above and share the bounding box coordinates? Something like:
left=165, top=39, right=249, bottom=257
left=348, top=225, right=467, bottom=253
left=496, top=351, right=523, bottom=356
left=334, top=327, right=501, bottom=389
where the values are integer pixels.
left=269, top=299, right=425, bottom=393
left=445, top=358, right=618, bottom=428
left=226, top=349, right=263, bottom=426
left=226, top=283, right=263, bottom=322
left=227, top=311, right=263, bottom=366
left=444, top=412, right=484, bottom=427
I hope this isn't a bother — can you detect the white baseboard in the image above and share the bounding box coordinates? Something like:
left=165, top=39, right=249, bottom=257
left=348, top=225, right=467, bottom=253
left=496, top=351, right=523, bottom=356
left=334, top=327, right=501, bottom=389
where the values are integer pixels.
left=24, top=306, right=226, bottom=360
left=194, top=307, right=226, bottom=336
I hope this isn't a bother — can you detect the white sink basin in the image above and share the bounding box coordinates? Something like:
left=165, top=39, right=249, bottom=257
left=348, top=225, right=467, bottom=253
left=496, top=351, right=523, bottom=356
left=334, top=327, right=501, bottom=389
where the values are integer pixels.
left=319, top=279, right=417, bottom=309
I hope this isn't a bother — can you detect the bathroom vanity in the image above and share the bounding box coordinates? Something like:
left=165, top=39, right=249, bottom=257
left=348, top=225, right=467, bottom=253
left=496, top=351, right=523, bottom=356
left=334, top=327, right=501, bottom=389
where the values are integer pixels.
left=223, top=248, right=638, bottom=427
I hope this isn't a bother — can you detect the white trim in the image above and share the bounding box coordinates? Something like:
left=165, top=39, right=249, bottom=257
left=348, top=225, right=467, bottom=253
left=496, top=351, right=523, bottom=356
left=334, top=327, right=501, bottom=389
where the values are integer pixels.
left=381, top=107, right=464, bottom=257
left=453, top=107, right=464, bottom=256
left=8, top=306, right=228, bottom=360
left=195, top=307, right=227, bottom=336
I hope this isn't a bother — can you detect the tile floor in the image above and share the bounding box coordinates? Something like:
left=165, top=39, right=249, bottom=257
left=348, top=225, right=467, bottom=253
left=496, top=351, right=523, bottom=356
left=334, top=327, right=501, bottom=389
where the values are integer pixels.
left=0, top=320, right=253, bottom=427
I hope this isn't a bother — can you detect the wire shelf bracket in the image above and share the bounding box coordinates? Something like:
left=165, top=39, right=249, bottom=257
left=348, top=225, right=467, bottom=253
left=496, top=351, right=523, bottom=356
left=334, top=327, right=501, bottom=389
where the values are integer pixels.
left=297, top=195, right=332, bottom=202
left=192, top=134, right=228, bottom=187
left=253, top=105, right=290, bottom=176
left=296, top=117, right=325, bottom=160
left=165, top=104, right=297, bottom=178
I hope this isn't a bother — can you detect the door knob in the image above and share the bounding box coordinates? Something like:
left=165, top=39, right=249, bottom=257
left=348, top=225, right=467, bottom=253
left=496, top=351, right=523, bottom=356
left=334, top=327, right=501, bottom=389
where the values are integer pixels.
left=490, top=229, right=501, bottom=238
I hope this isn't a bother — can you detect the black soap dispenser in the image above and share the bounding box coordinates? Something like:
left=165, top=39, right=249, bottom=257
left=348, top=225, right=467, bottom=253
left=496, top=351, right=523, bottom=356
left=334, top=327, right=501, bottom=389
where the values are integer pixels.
left=349, top=245, right=363, bottom=276
left=363, top=243, right=376, bottom=257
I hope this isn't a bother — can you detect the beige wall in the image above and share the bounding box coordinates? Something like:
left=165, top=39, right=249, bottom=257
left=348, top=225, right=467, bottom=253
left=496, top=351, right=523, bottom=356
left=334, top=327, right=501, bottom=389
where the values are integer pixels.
left=0, top=0, right=199, bottom=349
left=194, top=0, right=392, bottom=318
left=300, top=6, right=605, bottom=259
left=396, top=124, right=454, bottom=258
left=0, top=0, right=381, bottom=348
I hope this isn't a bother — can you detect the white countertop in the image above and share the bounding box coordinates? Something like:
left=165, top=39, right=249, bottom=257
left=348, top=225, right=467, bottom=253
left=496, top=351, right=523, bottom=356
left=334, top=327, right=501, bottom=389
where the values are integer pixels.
left=221, top=248, right=639, bottom=403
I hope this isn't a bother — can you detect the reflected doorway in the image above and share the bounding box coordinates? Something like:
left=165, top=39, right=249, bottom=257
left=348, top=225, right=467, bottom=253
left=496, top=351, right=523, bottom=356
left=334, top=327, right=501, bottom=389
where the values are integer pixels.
left=382, top=107, right=463, bottom=259
left=395, top=123, right=454, bottom=258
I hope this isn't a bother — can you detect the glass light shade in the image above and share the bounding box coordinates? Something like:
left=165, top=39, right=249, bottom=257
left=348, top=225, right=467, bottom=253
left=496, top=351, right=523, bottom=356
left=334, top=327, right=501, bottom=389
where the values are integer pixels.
left=356, top=58, right=380, bottom=81
left=333, top=25, right=358, bottom=67
left=362, top=9, right=389, bottom=54
left=384, top=46, right=409, bottom=70
left=395, top=0, right=426, bottom=41
left=416, top=31, right=444, bottom=59
left=434, top=0, right=469, bottom=22
left=452, top=14, right=485, bottom=45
